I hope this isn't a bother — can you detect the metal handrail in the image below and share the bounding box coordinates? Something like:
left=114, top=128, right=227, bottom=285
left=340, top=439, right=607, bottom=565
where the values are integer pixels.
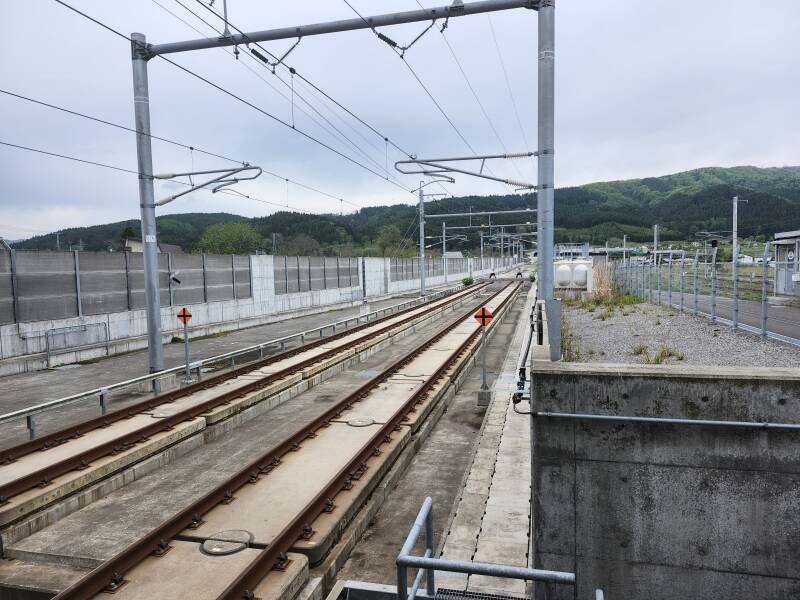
left=0, top=284, right=466, bottom=432
left=396, top=497, right=575, bottom=600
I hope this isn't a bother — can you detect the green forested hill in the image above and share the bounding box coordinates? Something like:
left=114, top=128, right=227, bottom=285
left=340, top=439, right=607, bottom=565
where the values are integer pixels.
left=14, top=165, right=800, bottom=255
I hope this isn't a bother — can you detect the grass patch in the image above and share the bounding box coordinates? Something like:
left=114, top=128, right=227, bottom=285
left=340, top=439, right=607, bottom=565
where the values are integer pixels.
left=565, top=286, right=641, bottom=311
left=561, top=313, right=581, bottom=362
left=636, top=343, right=684, bottom=364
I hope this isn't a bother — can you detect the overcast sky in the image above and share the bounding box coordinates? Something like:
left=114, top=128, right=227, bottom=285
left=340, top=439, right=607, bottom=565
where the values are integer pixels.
left=1, top=0, right=798, bottom=239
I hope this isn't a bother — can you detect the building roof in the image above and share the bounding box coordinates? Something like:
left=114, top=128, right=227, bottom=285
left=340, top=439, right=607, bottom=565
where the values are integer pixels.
left=774, top=230, right=800, bottom=241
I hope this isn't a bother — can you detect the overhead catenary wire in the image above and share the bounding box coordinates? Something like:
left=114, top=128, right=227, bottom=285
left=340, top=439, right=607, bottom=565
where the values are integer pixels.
left=51, top=0, right=414, bottom=199
left=0, top=140, right=315, bottom=213
left=486, top=13, right=530, bottom=152
left=0, top=88, right=358, bottom=209
left=180, top=0, right=419, bottom=194
left=342, top=0, right=512, bottom=190
left=186, top=0, right=454, bottom=200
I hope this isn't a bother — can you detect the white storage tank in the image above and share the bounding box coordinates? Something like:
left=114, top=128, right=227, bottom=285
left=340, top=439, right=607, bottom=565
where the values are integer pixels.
left=553, top=259, right=594, bottom=291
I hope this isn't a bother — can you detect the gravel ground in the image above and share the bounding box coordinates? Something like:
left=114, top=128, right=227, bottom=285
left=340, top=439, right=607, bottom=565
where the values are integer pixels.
left=563, top=301, right=800, bottom=367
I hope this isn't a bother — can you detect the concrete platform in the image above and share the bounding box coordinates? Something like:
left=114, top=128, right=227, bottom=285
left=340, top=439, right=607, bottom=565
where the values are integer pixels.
left=438, top=286, right=535, bottom=596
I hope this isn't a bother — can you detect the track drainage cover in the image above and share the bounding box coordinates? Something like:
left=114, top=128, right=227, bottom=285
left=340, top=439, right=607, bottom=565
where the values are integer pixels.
left=201, top=530, right=253, bottom=556
left=347, top=417, right=375, bottom=427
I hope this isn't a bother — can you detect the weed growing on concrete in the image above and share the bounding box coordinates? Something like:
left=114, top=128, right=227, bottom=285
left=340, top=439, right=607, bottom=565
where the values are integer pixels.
left=632, top=343, right=648, bottom=356
left=561, top=313, right=582, bottom=362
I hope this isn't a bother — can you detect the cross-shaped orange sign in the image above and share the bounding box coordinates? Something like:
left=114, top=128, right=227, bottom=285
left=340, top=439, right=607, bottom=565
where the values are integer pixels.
left=177, top=308, right=192, bottom=324
left=474, top=306, right=493, bottom=326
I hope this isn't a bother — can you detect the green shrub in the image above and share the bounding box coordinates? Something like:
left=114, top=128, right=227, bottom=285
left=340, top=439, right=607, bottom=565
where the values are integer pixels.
left=529, top=273, right=536, bottom=282
left=462, top=276, right=474, bottom=286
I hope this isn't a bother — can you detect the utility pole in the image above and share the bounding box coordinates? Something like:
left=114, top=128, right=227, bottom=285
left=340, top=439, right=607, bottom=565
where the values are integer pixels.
left=623, top=234, right=627, bottom=263
left=56, top=232, right=60, bottom=251
left=480, top=230, right=484, bottom=264
left=419, top=182, right=427, bottom=296
left=272, top=232, right=278, bottom=255
left=653, top=224, right=659, bottom=254
left=131, top=33, right=164, bottom=374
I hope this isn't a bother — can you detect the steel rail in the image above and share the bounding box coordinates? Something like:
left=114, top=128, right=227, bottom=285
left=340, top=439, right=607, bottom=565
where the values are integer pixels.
left=0, top=284, right=464, bottom=427
left=218, top=280, right=521, bottom=600
left=0, top=284, right=487, bottom=502
left=51, top=280, right=520, bottom=599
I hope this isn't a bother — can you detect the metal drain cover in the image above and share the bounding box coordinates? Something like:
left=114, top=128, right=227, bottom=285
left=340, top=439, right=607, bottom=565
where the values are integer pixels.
left=201, top=529, right=253, bottom=556
left=347, top=417, right=375, bottom=427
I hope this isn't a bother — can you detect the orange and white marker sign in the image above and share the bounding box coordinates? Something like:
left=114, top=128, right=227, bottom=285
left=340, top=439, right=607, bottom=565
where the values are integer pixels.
left=177, top=308, right=192, bottom=325
left=474, top=306, right=493, bottom=327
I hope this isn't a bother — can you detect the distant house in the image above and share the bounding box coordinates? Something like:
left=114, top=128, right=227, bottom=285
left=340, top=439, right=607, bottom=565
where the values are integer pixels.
left=443, top=251, right=464, bottom=259
left=123, top=238, right=183, bottom=254
left=774, top=230, right=800, bottom=297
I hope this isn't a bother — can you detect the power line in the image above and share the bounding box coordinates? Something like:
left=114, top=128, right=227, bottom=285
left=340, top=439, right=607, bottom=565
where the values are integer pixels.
left=166, top=0, right=450, bottom=201
left=0, top=88, right=359, bottom=208
left=0, top=140, right=315, bottom=213
left=486, top=14, right=530, bottom=151
left=167, top=0, right=391, bottom=188
left=51, top=0, right=413, bottom=197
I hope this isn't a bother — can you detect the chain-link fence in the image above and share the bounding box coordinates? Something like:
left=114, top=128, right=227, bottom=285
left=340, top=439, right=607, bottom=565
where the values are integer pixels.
left=272, top=255, right=359, bottom=295
left=612, top=253, right=800, bottom=344
left=0, top=250, right=253, bottom=325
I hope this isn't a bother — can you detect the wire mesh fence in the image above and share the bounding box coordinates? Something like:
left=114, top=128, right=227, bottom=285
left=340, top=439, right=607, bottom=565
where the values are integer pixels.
left=611, top=255, right=800, bottom=344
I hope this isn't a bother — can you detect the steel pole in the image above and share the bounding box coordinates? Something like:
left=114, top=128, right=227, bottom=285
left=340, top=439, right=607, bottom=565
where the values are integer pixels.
left=711, top=247, right=718, bottom=323
left=183, top=318, right=191, bottom=384
left=761, top=242, right=770, bottom=338
left=131, top=33, right=164, bottom=373
left=537, top=0, right=554, bottom=301
left=419, top=182, right=426, bottom=296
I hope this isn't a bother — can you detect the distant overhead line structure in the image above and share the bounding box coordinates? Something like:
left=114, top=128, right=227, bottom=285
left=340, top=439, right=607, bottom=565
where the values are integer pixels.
left=57, top=0, right=550, bottom=377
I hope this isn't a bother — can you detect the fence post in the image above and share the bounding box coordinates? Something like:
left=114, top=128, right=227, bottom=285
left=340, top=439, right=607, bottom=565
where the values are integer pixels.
left=167, top=253, right=174, bottom=306
left=9, top=249, right=19, bottom=323
left=73, top=250, right=83, bottom=318
left=679, top=250, right=686, bottom=312
left=656, top=254, right=661, bottom=305
left=297, top=256, right=302, bottom=291
left=323, top=256, right=327, bottom=289
left=761, top=242, right=770, bottom=338
left=711, top=247, right=718, bottom=323
left=336, top=256, right=341, bottom=289
left=124, top=251, right=132, bottom=310
left=667, top=251, right=673, bottom=308
left=693, top=250, right=699, bottom=315
left=201, top=253, right=208, bottom=302
left=231, top=254, right=237, bottom=300
left=248, top=255, right=253, bottom=299
left=307, top=256, right=312, bottom=291
left=284, top=255, right=289, bottom=294
left=732, top=254, right=739, bottom=330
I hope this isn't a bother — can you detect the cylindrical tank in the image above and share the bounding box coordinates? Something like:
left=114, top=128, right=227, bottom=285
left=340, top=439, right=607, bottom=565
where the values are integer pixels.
left=573, top=264, right=589, bottom=287
left=555, top=264, right=573, bottom=287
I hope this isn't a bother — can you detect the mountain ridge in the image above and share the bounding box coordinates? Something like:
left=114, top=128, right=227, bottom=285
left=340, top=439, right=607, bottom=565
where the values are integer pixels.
left=12, top=165, right=800, bottom=254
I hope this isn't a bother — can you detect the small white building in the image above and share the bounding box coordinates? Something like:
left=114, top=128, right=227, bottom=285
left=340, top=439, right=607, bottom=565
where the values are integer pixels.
left=774, top=230, right=800, bottom=297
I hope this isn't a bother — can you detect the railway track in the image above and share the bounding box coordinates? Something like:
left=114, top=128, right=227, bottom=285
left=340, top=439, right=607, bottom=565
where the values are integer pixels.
left=48, top=280, right=521, bottom=600
left=0, top=282, right=488, bottom=507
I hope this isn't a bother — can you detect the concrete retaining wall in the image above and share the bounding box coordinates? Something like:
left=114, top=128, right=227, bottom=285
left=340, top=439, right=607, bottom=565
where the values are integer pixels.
left=0, top=256, right=519, bottom=376
left=530, top=363, right=800, bottom=600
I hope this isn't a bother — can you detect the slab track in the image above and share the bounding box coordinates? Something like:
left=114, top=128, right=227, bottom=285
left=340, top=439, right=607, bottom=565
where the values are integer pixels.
left=48, top=280, right=521, bottom=600
left=0, top=283, right=487, bottom=506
